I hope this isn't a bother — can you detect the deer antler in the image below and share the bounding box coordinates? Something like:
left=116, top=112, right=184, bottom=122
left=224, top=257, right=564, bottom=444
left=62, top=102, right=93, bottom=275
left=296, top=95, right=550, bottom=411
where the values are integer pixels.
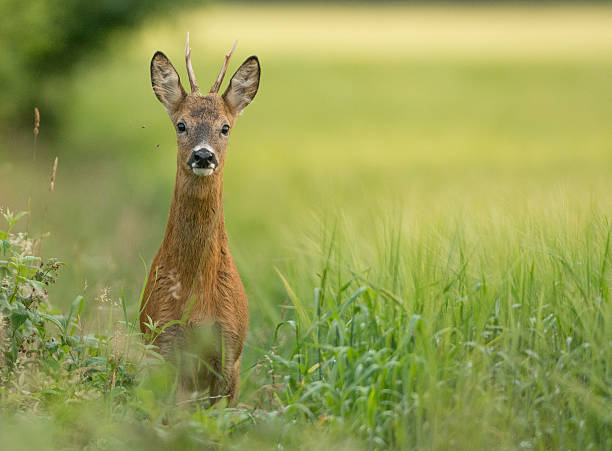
left=185, top=32, right=199, bottom=92
left=210, top=39, right=238, bottom=94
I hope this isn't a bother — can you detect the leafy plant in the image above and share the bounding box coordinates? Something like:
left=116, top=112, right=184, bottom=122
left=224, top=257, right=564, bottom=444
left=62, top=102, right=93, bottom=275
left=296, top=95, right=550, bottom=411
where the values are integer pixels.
left=0, top=208, right=137, bottom=398
left=269, top=219, right=612, bottom=449
left=0, top=0, right=204, bottom=129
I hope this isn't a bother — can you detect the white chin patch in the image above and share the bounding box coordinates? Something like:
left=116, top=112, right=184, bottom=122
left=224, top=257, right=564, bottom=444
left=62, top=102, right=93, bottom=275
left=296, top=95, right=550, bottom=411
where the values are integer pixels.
left=192, top=167, right=215, bottom=177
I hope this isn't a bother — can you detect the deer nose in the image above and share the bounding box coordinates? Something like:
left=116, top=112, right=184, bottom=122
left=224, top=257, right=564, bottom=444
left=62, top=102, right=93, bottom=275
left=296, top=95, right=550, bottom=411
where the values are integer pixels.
left=188, top=149, right=218, bottom=169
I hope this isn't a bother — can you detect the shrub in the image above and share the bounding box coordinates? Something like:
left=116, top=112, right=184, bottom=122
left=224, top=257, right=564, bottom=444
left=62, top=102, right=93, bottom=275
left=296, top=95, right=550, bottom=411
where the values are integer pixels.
left=0, top=208, right=136, bottom=402
left=0, top=0, right=202, bottom=130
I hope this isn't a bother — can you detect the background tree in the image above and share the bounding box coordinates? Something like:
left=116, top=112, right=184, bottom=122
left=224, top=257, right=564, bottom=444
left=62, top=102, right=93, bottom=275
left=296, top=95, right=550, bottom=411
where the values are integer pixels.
left=0, top=0, right=201, bottom=131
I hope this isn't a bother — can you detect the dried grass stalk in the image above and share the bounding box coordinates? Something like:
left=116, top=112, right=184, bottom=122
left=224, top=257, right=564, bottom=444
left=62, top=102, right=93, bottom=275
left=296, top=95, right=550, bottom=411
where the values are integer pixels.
left=49, top=156, right=58, bottom=192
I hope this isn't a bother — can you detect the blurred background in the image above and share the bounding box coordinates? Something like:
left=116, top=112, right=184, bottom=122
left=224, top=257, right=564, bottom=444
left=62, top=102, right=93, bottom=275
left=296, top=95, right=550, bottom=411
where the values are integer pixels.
left=1, top=0, right=612, bottom=368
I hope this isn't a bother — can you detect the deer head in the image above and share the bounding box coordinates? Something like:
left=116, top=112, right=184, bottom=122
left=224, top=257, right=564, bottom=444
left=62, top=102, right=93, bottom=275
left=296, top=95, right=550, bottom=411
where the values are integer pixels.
left=150, top=35, right=260, bottom=188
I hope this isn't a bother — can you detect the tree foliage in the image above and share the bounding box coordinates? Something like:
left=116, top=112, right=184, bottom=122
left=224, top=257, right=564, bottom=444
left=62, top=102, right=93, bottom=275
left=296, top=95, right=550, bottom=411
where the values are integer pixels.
left=0, top=0, right=201, bottom=130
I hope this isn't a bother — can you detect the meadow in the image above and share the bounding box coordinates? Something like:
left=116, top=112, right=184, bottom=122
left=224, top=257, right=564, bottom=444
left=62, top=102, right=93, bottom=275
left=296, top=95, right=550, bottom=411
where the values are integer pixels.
left=1, top=3, right=611, bottom=449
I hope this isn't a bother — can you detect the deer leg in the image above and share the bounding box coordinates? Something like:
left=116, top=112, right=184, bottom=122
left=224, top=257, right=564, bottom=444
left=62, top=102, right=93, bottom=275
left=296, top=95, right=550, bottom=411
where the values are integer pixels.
left=154, top=323, right=184, bottom=361
left=207, top=359, right=239, bottom=406
left=150, top=323, right=195, bottom=405
left=207, top=356, right=227, bottom=405
left=207, top=333, right=240, bottom=405
left=227, top=359, right=241, bottom=407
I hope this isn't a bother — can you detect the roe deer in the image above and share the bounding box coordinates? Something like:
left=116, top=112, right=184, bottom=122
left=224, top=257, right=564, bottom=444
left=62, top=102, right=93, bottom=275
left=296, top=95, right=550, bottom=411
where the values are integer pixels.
left=140, top=34, right=260, bottom=406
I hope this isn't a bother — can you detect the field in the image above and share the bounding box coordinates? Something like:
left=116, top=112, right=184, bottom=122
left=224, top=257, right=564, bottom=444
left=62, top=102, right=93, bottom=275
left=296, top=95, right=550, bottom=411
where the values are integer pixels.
left=1, top=3, right=611, bottom=449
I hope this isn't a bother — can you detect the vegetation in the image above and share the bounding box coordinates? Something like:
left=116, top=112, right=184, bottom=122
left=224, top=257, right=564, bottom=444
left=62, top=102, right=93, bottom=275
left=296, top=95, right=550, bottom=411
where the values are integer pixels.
left=1, top=4, right=611, bottom=450
left=0, top=0, right=202, bottom=128
left=0, top=208, right=142, bottom=423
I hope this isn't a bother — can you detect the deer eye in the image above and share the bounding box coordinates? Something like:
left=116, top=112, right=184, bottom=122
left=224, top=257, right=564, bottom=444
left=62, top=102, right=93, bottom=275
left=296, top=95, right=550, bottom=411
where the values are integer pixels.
left=177, top=122, right=186, bottom=133
left=221, top=124, right=230, bottom=136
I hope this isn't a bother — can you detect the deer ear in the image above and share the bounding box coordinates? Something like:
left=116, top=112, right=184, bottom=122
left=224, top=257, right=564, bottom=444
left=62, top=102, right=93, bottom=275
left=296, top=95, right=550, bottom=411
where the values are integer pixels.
left=151, top=51, right=187, bottom=113
left=222, top=56, right=260, bottom=116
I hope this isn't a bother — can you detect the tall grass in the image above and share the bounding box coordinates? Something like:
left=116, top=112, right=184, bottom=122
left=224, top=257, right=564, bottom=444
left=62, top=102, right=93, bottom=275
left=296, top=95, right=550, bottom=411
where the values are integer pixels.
left=2, top=204, right=609, bottom=449
left=269, top=208, right=611, bottom=449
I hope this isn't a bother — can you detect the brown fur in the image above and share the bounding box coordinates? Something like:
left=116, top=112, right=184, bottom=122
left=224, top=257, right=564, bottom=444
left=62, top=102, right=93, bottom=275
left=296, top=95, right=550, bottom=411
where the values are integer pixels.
left=140, top=49, right=260, bottom=405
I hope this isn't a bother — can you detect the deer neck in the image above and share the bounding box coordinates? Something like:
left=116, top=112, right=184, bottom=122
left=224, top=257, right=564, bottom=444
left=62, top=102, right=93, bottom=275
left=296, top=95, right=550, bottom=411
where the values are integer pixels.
left=160, top=172, right=227, bottom=292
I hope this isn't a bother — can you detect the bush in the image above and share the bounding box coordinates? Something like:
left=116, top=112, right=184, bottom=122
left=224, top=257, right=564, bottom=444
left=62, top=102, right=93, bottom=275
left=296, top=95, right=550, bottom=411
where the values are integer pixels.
left=0, top=0, right=201, bottom=130
left=0, top=208, right=137, bottom=402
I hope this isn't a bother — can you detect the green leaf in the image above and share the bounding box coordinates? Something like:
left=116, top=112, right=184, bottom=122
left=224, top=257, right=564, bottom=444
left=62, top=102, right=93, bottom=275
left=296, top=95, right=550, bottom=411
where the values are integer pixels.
left=40, top=313, right=65, bottom=331
left=10, top=309, right=29, bottom=329
left=66, top=295, right=83, bottom=334
left=21, top=255, right=41, bottom=266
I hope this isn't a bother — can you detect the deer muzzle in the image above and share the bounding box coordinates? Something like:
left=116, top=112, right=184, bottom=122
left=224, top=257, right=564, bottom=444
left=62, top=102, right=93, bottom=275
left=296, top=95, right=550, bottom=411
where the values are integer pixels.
left=188, top=149, right=218, bottom=176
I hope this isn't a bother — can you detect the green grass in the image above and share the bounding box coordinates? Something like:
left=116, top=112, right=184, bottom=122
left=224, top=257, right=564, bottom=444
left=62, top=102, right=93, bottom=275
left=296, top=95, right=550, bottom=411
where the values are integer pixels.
left=1, top=3, right=612, bottom=449
left=274, top=210, right=611, bottom=449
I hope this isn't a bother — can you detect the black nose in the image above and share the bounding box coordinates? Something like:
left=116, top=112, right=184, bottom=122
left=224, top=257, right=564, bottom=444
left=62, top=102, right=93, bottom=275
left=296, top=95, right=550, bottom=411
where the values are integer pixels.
left=188, top=149, right=218, bottom=168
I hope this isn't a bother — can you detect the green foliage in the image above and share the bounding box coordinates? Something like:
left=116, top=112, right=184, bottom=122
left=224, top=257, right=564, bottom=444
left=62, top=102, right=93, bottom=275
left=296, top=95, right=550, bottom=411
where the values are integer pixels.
left=1, top=207, right=610, bottom=449
left=0, top=0, right=201, bottom=129
left=0, top=209, right=137, bottom=403
left=270, top=218, right=612, bottom=448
